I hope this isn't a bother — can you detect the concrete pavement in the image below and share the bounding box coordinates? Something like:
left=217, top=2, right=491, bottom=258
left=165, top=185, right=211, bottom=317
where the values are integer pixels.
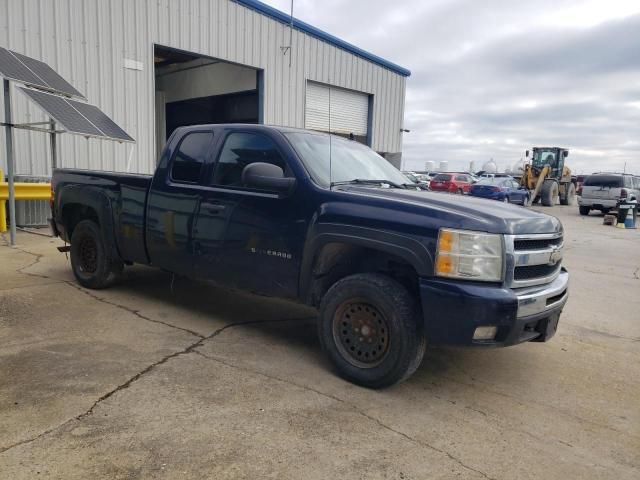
left=1, top=205, right=638, bottom=479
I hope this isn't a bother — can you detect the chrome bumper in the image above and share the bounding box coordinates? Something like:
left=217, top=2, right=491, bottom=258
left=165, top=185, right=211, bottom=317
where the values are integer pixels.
left=515, top=269, right=569, bottom=318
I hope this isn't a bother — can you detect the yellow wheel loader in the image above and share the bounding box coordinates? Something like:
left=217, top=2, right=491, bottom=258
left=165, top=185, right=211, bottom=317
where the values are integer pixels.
left=520, top=147, right=576, bottom=206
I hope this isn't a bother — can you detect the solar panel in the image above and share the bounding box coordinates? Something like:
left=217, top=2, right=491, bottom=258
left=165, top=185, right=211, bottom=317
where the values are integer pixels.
left=0, top=47, right=44, bottom=86
left=69, top=100, right=134, bottom=142
left=18, top=87, right=104, bottom=137
left=11, top=50, right=86, bottom=99
left=0, top=47, right=85, bottom=99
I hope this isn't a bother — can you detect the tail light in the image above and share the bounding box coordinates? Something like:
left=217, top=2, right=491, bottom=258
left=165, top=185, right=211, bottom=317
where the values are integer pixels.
left=620, top=189, right=628, bottom=199
left=50, top=184, right=55, bottom=212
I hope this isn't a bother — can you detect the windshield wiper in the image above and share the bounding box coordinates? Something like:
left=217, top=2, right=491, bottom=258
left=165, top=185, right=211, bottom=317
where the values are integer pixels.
left=330, top=179, right=406, bottom=189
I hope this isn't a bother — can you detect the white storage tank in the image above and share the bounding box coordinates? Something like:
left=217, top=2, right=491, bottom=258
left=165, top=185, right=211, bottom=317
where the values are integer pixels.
left=469, top=161, right=476, bottom=173
left=511, top=159, right=526, bottom=176
left=424, top=161, right=435, bottom=172
left=482, top=159, right=497, bottom=173
left=439, top=161, right=449, bottom=172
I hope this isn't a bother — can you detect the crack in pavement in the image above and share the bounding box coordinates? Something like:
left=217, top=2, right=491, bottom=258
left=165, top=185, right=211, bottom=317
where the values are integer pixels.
left=9, top=245, right=204, bottom=339
left=0, top=317, right=315, bottom=455
left=194, top=351, right=498, bottom=480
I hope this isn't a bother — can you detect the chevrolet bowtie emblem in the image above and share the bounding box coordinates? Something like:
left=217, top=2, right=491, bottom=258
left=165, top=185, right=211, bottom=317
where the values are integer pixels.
left=548, top=247, right=562, bottom=266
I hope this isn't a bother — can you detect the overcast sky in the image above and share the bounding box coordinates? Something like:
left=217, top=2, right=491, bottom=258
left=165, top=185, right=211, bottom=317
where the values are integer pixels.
left=263, top=0, right=640, bottom=175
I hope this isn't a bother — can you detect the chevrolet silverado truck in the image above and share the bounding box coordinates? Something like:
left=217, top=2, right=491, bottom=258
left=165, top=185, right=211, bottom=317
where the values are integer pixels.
left=51, top=124, right=569, bottom=388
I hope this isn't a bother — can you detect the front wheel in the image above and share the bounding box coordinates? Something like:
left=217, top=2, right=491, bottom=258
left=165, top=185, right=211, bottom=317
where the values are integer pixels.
left=318, top=273, right=426, bottom=388
left=579, top=206, right=590, bottom=216
left=70, top=220, right=123, bottom=289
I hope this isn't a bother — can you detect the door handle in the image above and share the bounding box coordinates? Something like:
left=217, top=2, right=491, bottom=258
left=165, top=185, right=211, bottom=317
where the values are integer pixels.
left=201, top=202, right=226, bottom=214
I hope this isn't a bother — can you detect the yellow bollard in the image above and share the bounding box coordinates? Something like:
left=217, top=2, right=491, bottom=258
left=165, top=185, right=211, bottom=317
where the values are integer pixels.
left=0, top=168, right=5, bottom=233
left=0, top=195, right=6, bottom=233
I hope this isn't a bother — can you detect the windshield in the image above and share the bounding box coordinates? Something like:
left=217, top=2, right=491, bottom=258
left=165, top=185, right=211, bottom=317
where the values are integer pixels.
left=583, top=175, right=624, bottom=188
left=532, top=149, right=558, bottom=168
left=284, top=132, right=410, bottom=187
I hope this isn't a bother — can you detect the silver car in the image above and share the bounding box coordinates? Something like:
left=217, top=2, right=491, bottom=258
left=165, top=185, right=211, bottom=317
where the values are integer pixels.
left=578, top=173, right=640, bottom=215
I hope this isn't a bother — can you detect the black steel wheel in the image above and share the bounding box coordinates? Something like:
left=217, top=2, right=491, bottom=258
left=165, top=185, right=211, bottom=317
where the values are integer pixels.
left=318, top=273, right=426, bottom=388
left=333, top=299, right=390, bottom=368
left=70, top=219, right=123, bottom=289
left=77, top=235, right=98, bottom=274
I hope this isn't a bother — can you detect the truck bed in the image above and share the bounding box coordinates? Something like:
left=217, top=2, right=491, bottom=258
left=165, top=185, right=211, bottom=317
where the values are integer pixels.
left=52, top=168, right=153, bottom=264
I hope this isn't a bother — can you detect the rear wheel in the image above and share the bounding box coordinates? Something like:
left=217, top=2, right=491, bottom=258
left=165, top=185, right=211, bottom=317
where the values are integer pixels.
left=457, top=188, right=464, bottom=195
left=541, top=180, right=558, bottom=206
left=579, top=206, right=591, bottom=216
left=70, top=220, right=123, bottom=289
left=318, top=273, right=426, bottom=388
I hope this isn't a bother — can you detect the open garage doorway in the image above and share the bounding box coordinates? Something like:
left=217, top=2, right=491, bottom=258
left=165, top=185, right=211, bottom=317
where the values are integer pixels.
left=154, top=45, right=262, bottom=160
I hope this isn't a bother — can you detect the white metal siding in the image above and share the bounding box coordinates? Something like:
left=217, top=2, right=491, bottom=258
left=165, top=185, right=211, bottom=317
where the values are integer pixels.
left=305, top=81, right=368, bottom=136
left=0, top=0, right=406, bottom=177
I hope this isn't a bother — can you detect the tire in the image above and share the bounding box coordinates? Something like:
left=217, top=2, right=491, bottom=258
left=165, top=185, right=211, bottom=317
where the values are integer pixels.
left=560, top=183, right=576, bottom=206
left=541, top=180, right=558, bottom=206
left=318, top=273, right=426, bottom=389
left=70, top=219, right=123, bottom=289
left=457, top=188, right=464, bottom=195
left=579, top=206, right=590, bottom=216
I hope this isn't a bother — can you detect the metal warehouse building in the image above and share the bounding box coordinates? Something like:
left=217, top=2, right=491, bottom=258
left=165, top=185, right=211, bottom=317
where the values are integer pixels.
left=0, top=0, right=410, bottom=181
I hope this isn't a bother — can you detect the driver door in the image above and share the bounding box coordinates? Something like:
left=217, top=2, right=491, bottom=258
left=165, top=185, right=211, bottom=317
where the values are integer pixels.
left=192, top=130, right=304, bottom=298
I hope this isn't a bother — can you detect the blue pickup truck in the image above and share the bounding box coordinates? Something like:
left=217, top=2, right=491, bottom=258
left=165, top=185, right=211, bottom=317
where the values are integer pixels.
left=51, top=124, right=569, bottom=388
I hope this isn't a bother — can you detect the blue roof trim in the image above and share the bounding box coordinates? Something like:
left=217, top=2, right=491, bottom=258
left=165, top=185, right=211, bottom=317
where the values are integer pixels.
left=233, top=0, right=411, bottom=77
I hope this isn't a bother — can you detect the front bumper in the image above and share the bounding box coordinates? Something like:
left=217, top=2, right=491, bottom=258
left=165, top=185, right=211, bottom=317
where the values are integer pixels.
left=419, top=269, right=569, bottom=346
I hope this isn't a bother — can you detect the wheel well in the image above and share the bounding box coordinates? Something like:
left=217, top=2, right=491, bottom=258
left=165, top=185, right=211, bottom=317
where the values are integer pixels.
left=308, top=242, right=419, bottom=307
left=62, top=203, right=99, bottom=240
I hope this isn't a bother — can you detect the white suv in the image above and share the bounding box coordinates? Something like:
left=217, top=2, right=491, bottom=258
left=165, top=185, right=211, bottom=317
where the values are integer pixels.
left=578, top=173, right=640, bottom=215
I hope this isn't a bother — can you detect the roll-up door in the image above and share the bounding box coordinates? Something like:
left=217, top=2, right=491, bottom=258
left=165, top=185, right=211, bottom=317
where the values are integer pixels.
left=305, top=81, right=369, bottom=137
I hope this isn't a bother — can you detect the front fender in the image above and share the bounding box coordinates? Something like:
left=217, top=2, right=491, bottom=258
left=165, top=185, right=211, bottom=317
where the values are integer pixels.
left=299, top=221, right=434, bottom=301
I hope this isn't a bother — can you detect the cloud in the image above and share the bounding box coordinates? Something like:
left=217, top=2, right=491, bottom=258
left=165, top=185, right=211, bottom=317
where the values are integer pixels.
left=263, top=0, right=640, bottom=175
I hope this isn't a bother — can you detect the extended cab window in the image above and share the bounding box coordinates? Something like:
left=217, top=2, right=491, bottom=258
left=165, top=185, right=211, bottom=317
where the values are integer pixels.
left=171, top=132, right=213, bottom=183
left=213, top=132, right=287, bottom=188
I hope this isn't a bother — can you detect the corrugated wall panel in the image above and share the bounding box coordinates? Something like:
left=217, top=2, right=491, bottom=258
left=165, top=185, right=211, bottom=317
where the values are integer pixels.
left=0, top=0, right=406, bottom=177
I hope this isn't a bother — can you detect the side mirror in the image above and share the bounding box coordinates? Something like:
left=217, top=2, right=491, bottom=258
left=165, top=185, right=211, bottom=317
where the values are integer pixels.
left=525, top=150, right=529, bottom=157
left=563, top=150, right=569, bottom=158
left=242, top=162, right=296, bottom=194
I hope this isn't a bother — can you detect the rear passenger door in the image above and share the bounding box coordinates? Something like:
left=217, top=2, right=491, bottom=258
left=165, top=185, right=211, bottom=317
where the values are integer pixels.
left=455, top=174, right=471, bottom=193
left=146, top=129, right=215, bottom=276
left=192, top=130, right=304, bottom=298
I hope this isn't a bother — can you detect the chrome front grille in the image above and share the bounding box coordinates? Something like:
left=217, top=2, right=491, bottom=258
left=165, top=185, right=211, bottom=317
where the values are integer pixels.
left=505, top=232, right=564, bottom=288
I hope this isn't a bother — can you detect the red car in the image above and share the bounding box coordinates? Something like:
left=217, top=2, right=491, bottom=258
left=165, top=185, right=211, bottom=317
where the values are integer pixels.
left=429, top=173, right=474, bottom=194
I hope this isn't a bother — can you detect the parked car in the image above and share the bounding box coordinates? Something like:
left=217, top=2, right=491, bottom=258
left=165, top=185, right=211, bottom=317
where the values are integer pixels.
left=578, top=173, right=640, bottom=215
left=402, top=171, right=429, bottom=189
left=429, top=173, right=474, bottom=194
left=469, top=177, right=530, bottom=205
left=478, top=173, right=511, bottom=179
left=51, top=124, right=569, bottom=388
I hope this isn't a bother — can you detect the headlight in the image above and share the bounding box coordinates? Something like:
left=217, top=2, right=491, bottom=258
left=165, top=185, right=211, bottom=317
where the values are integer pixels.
left=435, top=228, right=503, bottom=282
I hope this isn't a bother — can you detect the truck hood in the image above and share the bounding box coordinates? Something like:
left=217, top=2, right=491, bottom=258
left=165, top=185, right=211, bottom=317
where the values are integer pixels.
left=339, top=186, right=563, bottom=235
